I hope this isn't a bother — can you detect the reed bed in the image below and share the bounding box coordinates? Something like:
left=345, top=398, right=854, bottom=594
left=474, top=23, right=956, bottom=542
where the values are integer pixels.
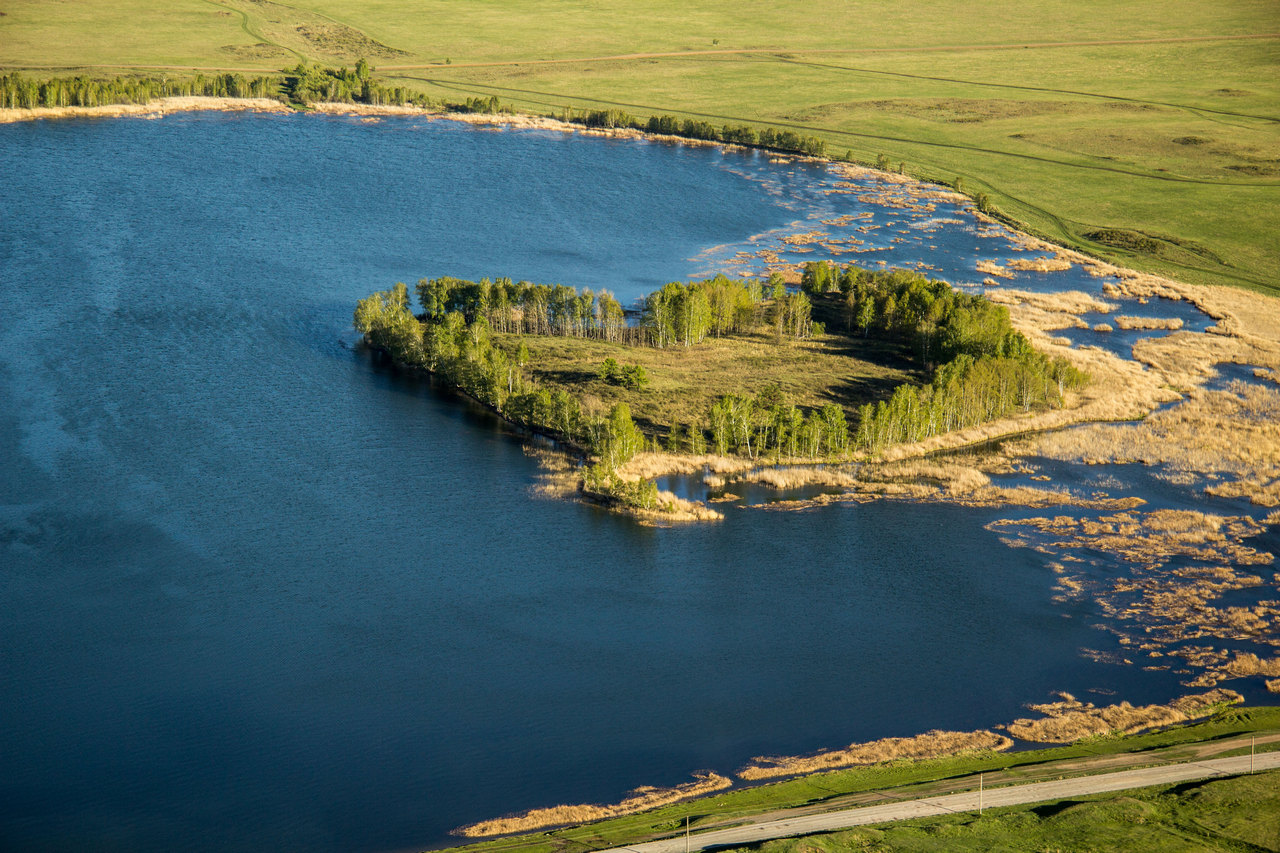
left=740, top=466, right=858, bottom=489
left=636, top=490, right=725, bottom=523
left=1113, top=315, right=1184, bottom=331
left=1031, top=382, right=1280, bottom=506
left=1004, top=689, right=1241, bottom=743
left=989, top=509, right=1272, bottom=571
left=525, top=446, right=581, bottom=499
left=989, top=508, right=1279, bottom=690
left=976, top=259, right=1014, bottom=278
left=1006, top=256, right=1073, bottom=272
left=453, top=771, right=732, bottom=837
left=984, top=289, right=1116, bottom=315
left=737, top=729, right=1013, bottom=780
left=1220, top=653, right=1280, bottom=679
left=1129, top=331, right=1244, bottom=391
left=617, top=452, right=754, bottom=482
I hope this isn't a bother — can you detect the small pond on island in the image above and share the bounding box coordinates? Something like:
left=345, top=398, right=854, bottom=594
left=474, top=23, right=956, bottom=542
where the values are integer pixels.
left=0, top=113, right=1275, bottom=853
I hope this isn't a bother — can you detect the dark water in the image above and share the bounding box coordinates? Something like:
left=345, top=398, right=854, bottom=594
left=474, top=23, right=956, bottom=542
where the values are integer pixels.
left=0, top=113, right=1253, bottom=853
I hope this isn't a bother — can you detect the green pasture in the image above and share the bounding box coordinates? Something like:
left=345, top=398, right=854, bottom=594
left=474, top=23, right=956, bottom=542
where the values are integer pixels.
left=728, top=769, right=1280, bottom=853
left=2, top=0, right=1277, bottom=290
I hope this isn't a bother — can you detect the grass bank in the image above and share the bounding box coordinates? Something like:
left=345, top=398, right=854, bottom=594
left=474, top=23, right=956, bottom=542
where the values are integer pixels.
left=4, top=0, right=1276, bottom=292
left=714, top=766, right=1280, bottom=853
left=444, top=706, right=1280, bottom=852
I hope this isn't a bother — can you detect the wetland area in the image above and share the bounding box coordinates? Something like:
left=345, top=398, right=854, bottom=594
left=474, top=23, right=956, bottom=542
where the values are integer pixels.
left=1, top=110, right=1277, bottom=853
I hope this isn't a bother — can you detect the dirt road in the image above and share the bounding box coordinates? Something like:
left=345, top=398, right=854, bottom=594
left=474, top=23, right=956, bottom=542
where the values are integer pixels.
left=606, top=750, right=1280, bottom=853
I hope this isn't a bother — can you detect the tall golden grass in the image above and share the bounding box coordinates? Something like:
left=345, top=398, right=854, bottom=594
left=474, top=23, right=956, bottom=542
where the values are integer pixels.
left=989, top=507, right=1278, bottom=690
left=976, top=259, right=1014, bottom=278
left=1032, top=382, right=1280, bottom=506
left=1004, top=689, right=1241, bottom=743
left=737, top=729, right=1013, bottom=780
left=617, top=451, right=753, bottom=482
left=1006, top=256, right=1074, bottom=272
left=985, top=289, right=1115, bottom=315
left=1113, top=315, right=1184, bottom=331
left=453, top=771, right=732, bottom=837
left=1220, top=652, right=1280, bottom=679
left=741, top=466, right=858, bottom=489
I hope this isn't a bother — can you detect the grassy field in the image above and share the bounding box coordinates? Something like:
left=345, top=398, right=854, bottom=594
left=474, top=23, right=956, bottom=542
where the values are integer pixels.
left=726, top=768, right=1280, bottom=853
left=447, top=706, right=1280, bottom=853
left=2, top=1, right=1277, bottom=293
left=504, top=327, right=921, bottom=438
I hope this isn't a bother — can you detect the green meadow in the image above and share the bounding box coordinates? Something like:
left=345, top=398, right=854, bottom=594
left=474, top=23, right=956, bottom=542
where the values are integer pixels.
left=720, top=768, right=1280, bottom=853
left=2, top=0, right=1280, bottom=292
left=3, top=0, right=1277, bottom=292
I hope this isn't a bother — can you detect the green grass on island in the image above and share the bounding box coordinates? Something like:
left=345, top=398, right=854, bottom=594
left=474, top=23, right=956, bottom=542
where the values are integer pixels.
left=507, top=329, right=920, bottom=441
left=447, top=706, right=1280, bottom=853
left=354, top=265, right=1087, bottom=513
left=3, top=0, right=1278, bottom=293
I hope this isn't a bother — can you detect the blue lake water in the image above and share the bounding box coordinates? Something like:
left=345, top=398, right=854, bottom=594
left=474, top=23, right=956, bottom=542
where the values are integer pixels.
left=0, top=113, right=1272, bottom=853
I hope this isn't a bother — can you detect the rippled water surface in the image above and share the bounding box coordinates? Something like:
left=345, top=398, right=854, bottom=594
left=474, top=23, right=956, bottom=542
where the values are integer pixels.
left=0, top=114, right=1270, bottom=853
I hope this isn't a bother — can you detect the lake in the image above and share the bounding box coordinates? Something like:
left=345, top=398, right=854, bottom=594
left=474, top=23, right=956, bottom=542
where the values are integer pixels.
left=0, top=112, right=1270, bottom=853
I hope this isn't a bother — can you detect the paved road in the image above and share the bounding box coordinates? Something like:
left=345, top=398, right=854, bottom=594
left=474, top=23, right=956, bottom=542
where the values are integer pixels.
left=607, top=751, right=1280, bottom=853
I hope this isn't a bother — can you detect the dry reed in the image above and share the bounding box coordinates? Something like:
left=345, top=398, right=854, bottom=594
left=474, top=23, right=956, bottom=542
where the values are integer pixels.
left=1031, top=382, right=1280, bottom=506
left=1113, top=315, right=1184, bottom=331
left=453, top=771, right=732, bottom=837
left=989, top=507, right=1279, bottom=689
left=1006, top=256, right=1073, bottom=272
left=741, top=466, right=858, bottom=489
left=525, top=446, right=582, bottom=499
left=1219, top=652, right=1280, bottom=679
left=976, top=259, right=1014, bottom=278
left=0, top=96, right=292, bottom=124
left=983, top=290, right=1116, bottom=316
left=737, top=729, right=1013, bottom=780
left=617, top=452, right=754, bottom=481
left=1004, top=689, right=1241, bottom=743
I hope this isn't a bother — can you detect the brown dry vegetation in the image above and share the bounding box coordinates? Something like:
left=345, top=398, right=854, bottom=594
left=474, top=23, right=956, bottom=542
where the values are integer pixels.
left=976, top=259, right=1014, bottom=279
left=1006, top=256, right=1074, bottom=273
left=453, top=771, right=732, bottom=837
left=737, top=729, right=1013, bottom=781
left=739, top=466, right=858, bottom=489
left=1113, top=315, right=1184, bottom=331
left=983, top=289, right=1116, bottom=315
left=1003, top=689, right=1241, bottom=743
left=0, top=96, right=289, bottom=123
left=616, top=451, right=754, bottom=482
left=989, top=508, right=1280, bottom=691
left=1028, top=382, right=1280, bottom=507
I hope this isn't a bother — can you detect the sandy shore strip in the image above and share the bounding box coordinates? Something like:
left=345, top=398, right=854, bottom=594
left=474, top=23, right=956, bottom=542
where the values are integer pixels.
left=453, top=771, right=731, bottom=837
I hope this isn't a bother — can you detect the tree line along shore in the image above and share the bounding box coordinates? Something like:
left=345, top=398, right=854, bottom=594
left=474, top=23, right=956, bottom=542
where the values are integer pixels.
left=0, top=65, right=833, bottom=159
left=354, top=263, right=1087, bottom=515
